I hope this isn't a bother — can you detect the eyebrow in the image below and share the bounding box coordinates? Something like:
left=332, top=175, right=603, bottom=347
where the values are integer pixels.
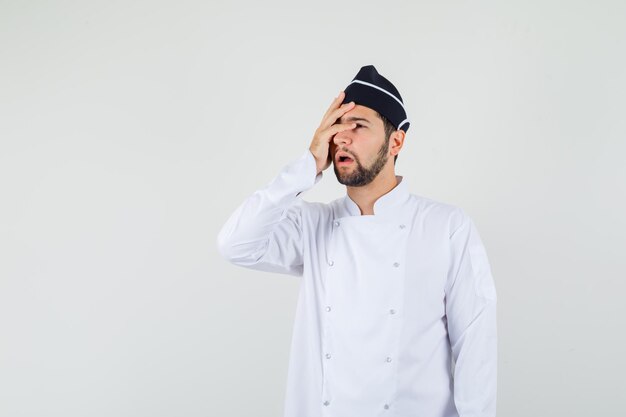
left=338, top=116, right=371, bottom=125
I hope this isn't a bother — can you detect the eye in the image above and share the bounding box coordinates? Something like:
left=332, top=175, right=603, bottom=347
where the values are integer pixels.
left=355, top=123, right=364, bottom=129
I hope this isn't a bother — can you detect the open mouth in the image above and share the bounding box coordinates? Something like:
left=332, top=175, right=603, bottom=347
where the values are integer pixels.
left=338, top=155, right=354, bottom=165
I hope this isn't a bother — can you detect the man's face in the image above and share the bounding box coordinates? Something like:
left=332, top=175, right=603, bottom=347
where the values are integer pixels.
left=330, top=104, right=391, bottom=187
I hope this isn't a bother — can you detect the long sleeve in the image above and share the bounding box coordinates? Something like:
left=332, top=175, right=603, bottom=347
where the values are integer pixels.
left=445, top=209, right=498, bottom=417
left=216, top=149, right=322, bottom=276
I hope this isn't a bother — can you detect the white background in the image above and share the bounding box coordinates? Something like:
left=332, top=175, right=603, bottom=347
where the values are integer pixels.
left=1, top=1, right=625, bottom=416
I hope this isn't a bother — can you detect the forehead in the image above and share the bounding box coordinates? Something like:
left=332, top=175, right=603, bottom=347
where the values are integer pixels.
left=338, top=104, right=380, bottom=125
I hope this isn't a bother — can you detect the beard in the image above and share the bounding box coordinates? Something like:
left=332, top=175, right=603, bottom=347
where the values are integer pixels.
left=333, top=137, right=390, bottom=187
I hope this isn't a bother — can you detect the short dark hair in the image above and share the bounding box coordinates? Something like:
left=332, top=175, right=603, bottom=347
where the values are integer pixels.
left=374, top=111, right=398, bottom=164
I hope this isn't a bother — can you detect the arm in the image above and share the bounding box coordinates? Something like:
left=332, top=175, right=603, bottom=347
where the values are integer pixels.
left=216, top=149, right=322, bottom=276
left=445, top=209, right=498, bottom=416
left=216, top=90, right=357, bottom=276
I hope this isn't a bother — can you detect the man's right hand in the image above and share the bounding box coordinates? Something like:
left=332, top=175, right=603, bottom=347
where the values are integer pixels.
left=309, top=91, right=356, bottom=175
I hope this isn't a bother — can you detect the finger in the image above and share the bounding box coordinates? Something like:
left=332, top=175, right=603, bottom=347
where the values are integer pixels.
left=321, top=101, right=355, bottom=129
left=322, top=91, right=346, bottom=121
left=324, top=122, right=357, bottom=141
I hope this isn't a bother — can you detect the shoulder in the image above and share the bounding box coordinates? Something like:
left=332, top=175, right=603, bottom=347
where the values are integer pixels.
left=407, top=193, right=470, bottom=237
left=303, top=197, right=344, bottom=217
left=288, top=197, right=339, bottom=222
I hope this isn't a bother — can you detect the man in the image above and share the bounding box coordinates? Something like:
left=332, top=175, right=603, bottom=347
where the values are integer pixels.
left=217, top=65, right=498, bottom=417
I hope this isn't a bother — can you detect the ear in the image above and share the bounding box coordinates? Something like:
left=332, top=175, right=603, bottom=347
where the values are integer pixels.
left=390, top=129, right=405, bottom=157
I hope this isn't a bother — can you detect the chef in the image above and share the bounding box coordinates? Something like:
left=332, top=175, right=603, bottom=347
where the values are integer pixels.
left=217, top=65, right=498, bottom=417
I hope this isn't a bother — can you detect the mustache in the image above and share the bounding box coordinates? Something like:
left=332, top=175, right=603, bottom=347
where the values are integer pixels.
left=337, top=149, right=356, bottom=159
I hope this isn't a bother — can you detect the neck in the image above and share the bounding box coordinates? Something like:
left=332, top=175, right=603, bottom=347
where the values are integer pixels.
left=346, top=167, right=399, bottom=216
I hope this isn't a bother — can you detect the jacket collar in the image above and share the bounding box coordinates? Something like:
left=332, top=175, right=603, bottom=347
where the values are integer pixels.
left=343, top=175, right=410, bottom=217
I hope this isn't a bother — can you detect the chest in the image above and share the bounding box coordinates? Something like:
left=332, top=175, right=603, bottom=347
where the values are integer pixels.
left=314, top=215, right=449, bottom=314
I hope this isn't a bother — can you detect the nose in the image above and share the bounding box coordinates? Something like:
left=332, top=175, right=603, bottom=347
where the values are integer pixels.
left=333, top=128, right=353, bottom=147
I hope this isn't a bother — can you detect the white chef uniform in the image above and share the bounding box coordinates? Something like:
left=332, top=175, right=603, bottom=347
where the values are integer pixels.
left=217, top=149, right=498, bottom=417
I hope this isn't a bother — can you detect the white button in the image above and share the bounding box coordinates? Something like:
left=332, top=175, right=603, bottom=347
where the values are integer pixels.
left=323, top=400, right=330, bottom=406
left=393, top=262, right=400, bottom=267
left=386, top=356, right=392, bottom=362
left=399, top=224, right=405, bottom=229
left=333, top=221, right=340, bottom=227
left=384, top=403, right=390, bottom=410
left=328, top=260, right=334, bottom=266
left=326, top=306, right=331, bottom=312
left=326, top=353, right=331, bottom=359
left=389, top=309, right=396, bottom=314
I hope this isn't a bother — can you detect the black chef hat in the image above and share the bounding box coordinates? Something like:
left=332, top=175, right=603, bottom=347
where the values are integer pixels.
left=341, top=65, right=410, bottom=133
